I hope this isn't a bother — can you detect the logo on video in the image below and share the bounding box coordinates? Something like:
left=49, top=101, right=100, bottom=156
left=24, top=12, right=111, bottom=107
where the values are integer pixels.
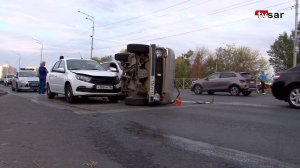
left=255, top=10, right=284, bottom=18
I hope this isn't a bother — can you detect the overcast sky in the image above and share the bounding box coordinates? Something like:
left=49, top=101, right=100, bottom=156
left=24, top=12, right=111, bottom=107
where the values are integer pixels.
left=0, top=0, right=295, bottom=69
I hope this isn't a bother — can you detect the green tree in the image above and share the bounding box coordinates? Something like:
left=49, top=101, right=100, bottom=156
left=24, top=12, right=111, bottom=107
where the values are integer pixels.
left=175, top=56, right=190, bottom=78
left=267, top=32, right=294, bottom=72
left=268, top=22, right=300, bottom=72
left=214, top=44, right=268, bottom=75
left=190, top=47, right=210, bottom=78
left=205, top=55, right=217, bottom=74
left=215, top=44, right=236, bottom=71
left=183, top=49, right=194, bottom=60
left=91, top=55, right=113, bottom=63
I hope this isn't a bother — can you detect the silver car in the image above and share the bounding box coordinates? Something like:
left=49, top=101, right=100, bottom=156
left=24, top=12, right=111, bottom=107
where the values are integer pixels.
left=191, top=72, right=257, bottom=96
left=11, top=70, right=39, bottom=92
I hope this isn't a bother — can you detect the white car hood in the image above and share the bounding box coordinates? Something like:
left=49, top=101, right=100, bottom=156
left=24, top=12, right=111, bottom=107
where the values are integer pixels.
left=19, top=77, right=39, bottom=82
left=71, top=70, right=117, bottom=77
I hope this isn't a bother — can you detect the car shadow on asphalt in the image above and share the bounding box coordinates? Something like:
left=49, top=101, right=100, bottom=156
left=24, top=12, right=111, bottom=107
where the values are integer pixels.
left=51, top=96, right=118, bottom=105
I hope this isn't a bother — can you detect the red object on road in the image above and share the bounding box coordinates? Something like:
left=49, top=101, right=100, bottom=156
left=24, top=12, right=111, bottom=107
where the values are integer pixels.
left=175, top=98, right=182, bottom=107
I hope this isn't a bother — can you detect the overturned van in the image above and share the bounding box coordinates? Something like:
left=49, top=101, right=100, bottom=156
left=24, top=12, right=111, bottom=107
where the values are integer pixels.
left=115, top=44, right=176, bottom=106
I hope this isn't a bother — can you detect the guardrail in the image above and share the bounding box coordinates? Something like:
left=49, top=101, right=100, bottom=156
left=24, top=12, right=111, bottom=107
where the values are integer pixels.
left=175, top=78, right=197, bottom=89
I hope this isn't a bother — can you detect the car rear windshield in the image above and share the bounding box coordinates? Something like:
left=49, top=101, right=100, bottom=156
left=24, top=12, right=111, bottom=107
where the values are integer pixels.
left=240, top=73, right=252, bottom=79
left=67, top=60, right=104, bottom=70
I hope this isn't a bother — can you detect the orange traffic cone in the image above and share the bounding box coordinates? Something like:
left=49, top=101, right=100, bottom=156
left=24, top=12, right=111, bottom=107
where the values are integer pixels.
left=175, top=97, right=182, bottom=107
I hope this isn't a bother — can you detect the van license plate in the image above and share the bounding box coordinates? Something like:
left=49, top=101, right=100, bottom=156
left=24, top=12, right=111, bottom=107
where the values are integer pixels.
left=96, top=85, right=113, bottom=90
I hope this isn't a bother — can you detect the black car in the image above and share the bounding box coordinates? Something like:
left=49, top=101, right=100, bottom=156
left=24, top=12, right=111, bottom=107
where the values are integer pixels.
left=272, top=65, right=300, bottom=109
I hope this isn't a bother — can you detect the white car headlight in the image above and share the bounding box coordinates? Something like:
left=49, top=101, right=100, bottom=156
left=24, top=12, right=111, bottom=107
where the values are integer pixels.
left=75, top=75, right=92, bottom=82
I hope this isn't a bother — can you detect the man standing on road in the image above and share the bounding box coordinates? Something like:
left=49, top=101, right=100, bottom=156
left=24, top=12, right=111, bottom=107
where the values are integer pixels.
left=38, top=61, right=48, bottom=94
left=259, top=71, right=267, bottom=94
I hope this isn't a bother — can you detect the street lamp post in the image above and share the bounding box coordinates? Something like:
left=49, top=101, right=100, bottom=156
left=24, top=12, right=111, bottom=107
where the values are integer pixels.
left=32, top=38, right=43, bottom=63
left=293, top=0, right=299, bottom=67
left=78, top=10, right=95, bottom=58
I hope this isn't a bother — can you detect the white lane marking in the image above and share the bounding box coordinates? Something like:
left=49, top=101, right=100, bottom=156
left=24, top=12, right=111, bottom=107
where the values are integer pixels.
left=216, top=102, right=272, bottom=108
left=73, top=110, right=97, bottom=115
left=182, top=100, right=273, bottom=108
left=165, top=134, right=298, bottom=168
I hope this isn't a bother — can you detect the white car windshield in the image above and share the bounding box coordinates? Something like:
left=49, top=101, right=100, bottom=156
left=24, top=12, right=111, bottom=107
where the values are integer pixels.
left=67, top=60, right=104, bottom=70
left=19, top=71, right=36, bottom=77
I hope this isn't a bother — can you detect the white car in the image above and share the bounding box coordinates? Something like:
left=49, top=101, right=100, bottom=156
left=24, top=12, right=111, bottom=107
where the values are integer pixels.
left=11, top=70, right=39, bottom=92
left=46, top=58, right=122, bottom=103
left=4, top=74, right=15, bottom=86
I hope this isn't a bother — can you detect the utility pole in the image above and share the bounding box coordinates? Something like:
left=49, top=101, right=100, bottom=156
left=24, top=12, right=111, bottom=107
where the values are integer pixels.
left=293, top=0, right=299, bottom=67
left=32, top=38, right=43, bottom=63
left=18, top=56, right=21, bottom=71
left=78, top=11, right=95, bottom=59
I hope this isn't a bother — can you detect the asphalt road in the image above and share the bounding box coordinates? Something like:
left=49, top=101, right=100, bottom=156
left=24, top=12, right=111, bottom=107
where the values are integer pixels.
left=0, top=85, right=299, bottom=168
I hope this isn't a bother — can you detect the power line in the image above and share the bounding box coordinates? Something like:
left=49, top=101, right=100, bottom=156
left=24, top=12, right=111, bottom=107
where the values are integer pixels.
left=96, top=0, right=257, bottom=33
left=103, top=0, right=262, bottom=41
left=110, top=0, right=292, bottom=41
left=96, top=1, right=293, bottom=51
left=97, top=0, right=193, bottom=28
left=96, top=0, right=213, bottom=30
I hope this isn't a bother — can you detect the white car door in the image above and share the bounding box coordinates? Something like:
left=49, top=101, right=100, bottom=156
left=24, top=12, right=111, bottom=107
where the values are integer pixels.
left=48, top=61, right=61, bottom=92
left=55, top=60, right=66, bottom=93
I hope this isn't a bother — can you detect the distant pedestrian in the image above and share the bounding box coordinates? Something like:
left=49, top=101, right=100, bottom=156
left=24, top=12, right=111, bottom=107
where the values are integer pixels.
left=38, top=61, right=48, bottom=94
left=259, top=71, right=267, bottom=94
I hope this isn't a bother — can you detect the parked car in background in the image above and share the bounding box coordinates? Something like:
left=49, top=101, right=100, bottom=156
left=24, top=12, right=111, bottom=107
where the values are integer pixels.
left=46, top=57, right=122, bottom=103
left=191, top=72, right=256, bottom=96
left=271, top=65, right=300, bottom=109
left=4, top=74, right=15, bottom=86
left=11, top=68, right=39, bottom=92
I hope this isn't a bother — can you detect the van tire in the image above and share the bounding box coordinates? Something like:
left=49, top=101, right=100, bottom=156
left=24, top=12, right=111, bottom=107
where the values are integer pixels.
left=115, top=53, right=129, bottom=62
left=127, top=44, right=149, bottom=53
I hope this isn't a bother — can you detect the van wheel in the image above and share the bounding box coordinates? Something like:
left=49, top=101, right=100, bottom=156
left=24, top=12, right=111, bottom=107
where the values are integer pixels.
left=287, top=86, right=300, bottom=109
left=65, top=84, right=76, bottom=103
left=229, top=86, right=240, bottom=96
left=127, top=44, right=149, bottom=53
left=115, top=53, right=129, bottom=62
left=47, top=84, right=55, bottom=99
